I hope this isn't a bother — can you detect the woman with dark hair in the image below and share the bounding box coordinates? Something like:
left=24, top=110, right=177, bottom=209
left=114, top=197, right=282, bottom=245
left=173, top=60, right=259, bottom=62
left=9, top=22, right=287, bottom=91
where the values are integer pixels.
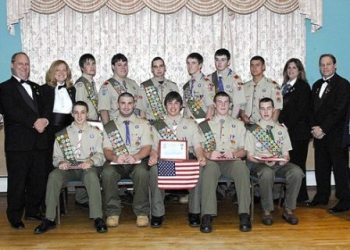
left=279, top=58, right=311, bottom=205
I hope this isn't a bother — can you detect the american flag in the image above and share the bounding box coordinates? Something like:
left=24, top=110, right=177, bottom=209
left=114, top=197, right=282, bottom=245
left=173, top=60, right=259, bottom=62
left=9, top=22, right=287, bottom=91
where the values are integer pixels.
left=157, top=160, right=200, bottom=190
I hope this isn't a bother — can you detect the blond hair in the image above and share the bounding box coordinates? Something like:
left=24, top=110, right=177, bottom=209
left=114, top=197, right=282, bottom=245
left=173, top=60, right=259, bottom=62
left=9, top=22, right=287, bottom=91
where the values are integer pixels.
left=45, top=60, right=73, bottom=88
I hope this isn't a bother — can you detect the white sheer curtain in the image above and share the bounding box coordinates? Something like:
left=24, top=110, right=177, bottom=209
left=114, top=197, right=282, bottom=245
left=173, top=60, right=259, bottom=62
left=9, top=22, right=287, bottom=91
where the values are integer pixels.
left=20, top=5, right=306, bottom=90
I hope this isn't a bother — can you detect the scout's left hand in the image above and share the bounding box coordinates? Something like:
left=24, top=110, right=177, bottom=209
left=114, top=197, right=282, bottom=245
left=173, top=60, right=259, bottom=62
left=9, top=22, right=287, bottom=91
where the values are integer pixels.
left=198, top=157, right=206, bottom=167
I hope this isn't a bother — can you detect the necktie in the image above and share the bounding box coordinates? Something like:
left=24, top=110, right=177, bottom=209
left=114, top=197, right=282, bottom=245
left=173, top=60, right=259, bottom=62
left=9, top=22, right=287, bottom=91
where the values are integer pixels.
left=266, top=126, right=274, bottom=140
left=122, top=80, right=127, bottom=90
left=75, top=130, right=83, bottom=158
left=282, top=83, right=292, bottom=96
left=123, top=120, right=131, bottom=145
left=319, top=81, right=328, bottom=98
left=218, top=76, right=224, bottom=92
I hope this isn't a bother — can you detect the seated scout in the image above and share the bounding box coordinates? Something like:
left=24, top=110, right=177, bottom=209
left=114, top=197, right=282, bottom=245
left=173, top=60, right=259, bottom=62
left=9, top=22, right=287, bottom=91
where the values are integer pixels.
left=34, top=101, right=107, bottom=234
left=148, top=91, right=206, bottom=228
left=199, top=91, right=251, bottom=233
left=245, top=97, right=304, bottom=225
left=101, top=92, right=152, bottom=227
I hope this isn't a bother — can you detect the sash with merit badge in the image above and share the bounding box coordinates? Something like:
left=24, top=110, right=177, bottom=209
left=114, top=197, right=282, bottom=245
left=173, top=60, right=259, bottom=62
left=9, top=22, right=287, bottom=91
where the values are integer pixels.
left=106, top=78, right=126, bottom=95
left=183, top=80, right=206, bottom=119
left=142, top=80, right=166, bottom=120
left=55, top=129, right=82, bottom=169
left=104, top=120, right=129, bottom=157
left=77, top=76, right=99, bottom=115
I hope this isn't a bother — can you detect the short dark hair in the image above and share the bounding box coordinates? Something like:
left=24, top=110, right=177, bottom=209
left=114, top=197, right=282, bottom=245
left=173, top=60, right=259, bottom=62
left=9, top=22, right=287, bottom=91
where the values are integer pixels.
left=215, top=48, right=231, bottom=61
left=73, top=101, right=89, bottom=112
left=164, top=91, right=183, bottom=106
left=250, top=55, right=265, bottom=65
left=117, top=92, right=135, bottom=102
left=11, top=52, right=29, bottom=63
left=259, top=97, right=274, bottom=108
left=213, top=91, right=231, bottom=103
left=151, top=57, right=165, bottom=67
left=111, top=53, right=128, bottom=65
left=187, top=52, right=203, bottom=65
left=79, top=53, right=95, bottom=69
left=319, top=53, right=336, bottom=65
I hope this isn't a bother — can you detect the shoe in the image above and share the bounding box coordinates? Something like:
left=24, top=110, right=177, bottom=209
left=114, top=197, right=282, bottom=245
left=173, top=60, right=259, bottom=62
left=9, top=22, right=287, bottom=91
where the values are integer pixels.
left=34, top=219, right=56, bottom=234
left=261, top=211, right=273, bottom=226
left=25, top=213, right=44, bottom=221
left=200, top=215, right=212, bottom=233
left=94, top=218, right=108, bottom=233
left=298, top=200, right=312, bottom=207
left=150, top=216, right=163, bottom=228
left=10, top=221, right=25, bottom=229
left=75, top=201, right=89, bottom=208
left=188, top=213, right=200, bottom=227
left=136, top=215, right=149, bottom=227
left=282, top=211, right=299, bottom=225
left=106, top=216, right=119, bottom=227
left=239, top=213, right=252, bottom=232
left=328, top=200, right=350, bottom=214
left=309, top=199, right=328, bottom=206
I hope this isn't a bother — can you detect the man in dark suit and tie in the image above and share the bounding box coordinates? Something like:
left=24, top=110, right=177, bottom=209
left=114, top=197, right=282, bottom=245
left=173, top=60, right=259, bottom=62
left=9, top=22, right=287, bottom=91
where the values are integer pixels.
left=310, top=54, right=350, bottom=213
left=0, top=52, right=49, bottom=229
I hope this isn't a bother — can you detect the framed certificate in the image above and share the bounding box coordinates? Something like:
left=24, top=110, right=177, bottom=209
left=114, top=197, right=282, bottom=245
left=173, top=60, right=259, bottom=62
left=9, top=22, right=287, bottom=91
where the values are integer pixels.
left=159, top=140, right=187, bottom=160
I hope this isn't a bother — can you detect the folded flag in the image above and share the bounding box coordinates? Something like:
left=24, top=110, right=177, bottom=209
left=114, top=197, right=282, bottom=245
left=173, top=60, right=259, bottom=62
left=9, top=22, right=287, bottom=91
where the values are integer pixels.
left=157, top=160, right=200, bottom=190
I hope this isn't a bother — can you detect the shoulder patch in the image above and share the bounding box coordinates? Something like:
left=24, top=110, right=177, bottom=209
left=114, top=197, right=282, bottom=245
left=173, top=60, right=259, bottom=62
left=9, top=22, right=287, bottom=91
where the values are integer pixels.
left=75, top=82, right=83, bottom=88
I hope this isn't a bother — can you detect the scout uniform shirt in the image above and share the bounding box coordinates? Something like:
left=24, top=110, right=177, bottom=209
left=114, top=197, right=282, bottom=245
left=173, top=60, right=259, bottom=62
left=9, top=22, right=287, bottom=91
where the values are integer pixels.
left=75, top=73, right=99, bottom=120
left=103, top=113, right=153, bottom=155
left=183, top=72, right=215, bottom=119
left=207, top=115, right=246, bottom=152
left=207, top=68, right=246, bottom=117
left=137, top=77, right=179, bottom=120
left=243, top=76, right=283, bottom=123
left=245, top=120, right=292, bottom=157
left=152, top=115, right=204, bottom=154
left=98, top=75, right=139, bottom=120
left=53, top=122, right=106, bottom=167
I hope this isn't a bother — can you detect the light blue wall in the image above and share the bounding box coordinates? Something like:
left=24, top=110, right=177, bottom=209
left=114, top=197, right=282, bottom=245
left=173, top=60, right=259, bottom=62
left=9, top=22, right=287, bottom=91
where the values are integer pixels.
left=1, top=0, right=349, bottom=84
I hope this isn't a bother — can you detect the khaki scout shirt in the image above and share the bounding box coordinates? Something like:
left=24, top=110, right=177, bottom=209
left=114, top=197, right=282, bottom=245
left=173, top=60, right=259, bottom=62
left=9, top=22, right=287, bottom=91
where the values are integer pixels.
left=243, top=76, right=283, bottom=123
left=98, top=76, right=139, bottom=120
left=75, top=73, right=99, bottom=120
left=152, top=115, right=204, bottom=154
left=103, top=113, right=153, bottom=155
left=245, top=120, right=292, bottom=156
left=207, top=115, right=246, bottom=152
left=183, top=72, right=215, bottom=118
left=207, top=68, right=246, bottom=118
left=53, top=122, right=106, bottom=167
left=137, top=77, right=179, bottom=120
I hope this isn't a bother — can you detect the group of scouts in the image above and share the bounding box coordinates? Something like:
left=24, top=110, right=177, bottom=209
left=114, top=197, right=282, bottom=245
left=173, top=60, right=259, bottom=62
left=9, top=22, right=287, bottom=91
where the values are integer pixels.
left=1, top=49, right=319, bottom=235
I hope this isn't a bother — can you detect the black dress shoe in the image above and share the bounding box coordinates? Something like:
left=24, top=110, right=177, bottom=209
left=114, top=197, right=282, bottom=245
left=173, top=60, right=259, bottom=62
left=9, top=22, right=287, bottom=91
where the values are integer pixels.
left=239, top=213, right=252, bottom=232
left=188, top=213, right=200, bottom=227
left=261, top=214, right=273, bottom=226
left=309, top=199, right=328, bottom=207
left=282, top=212, right=299, bottom=225
left=34, top=219, right=56, bottom=234
left=151, top=216, right=163, bottom=228
left=11, top=221, right=25, bottom=229
left=94, top=218, right=108, bottom=233
left=25, top=213, right=44, bottom=221
left=200, top=215, right=212, bottom=233
left=328, top=200, right=350, bottom=214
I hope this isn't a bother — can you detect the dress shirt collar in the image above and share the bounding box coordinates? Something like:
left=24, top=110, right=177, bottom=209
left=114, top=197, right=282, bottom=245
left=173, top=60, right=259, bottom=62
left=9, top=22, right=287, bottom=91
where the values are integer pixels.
left=287, top=78, right=297, bottom=87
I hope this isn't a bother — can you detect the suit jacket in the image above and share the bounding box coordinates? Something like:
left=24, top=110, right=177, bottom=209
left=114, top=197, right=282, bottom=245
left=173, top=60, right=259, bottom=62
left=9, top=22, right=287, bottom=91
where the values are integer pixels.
left=279, top=79, right=311, bottom=141
left=0, top=76, right=48, bottom=151
left=311, top=73, right=350, bottom=144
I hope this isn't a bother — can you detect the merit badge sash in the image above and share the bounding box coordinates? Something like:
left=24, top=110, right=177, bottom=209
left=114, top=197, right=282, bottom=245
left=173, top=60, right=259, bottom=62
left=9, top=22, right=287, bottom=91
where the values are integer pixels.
left=246, top=123, right=282, bottom=157
left=183, top=81, right=206, bottom=119
left=55, top=129, right=78, bottom=164
left=104, top=120, right=129, bottom=156
left=198, top=120, right=216, bottom=152
left=108, top=78, right=126, bottom=95
left=77, top=76, right=98, bottom=112
left=142, top=80, right=166, bottom=120
left=153, top=119, right=177, bottom=140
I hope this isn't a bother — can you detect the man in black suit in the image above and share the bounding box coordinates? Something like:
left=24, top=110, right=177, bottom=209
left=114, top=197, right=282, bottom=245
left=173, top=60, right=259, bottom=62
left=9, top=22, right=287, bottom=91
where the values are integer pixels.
left=0, top=52, right=49, bottom=229
left=310, top=54, right=350, bottom=213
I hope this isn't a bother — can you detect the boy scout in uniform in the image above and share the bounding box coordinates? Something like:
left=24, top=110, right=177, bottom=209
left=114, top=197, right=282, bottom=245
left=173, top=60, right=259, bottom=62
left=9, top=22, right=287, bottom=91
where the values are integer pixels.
left=245, top=97, right=304, bottom=226
left=199, top=92, right=251, bottom=233
left=137, top=57, right=179, bottom=122
left=148, top=91, right=206, bottom=228
left=207, top=48, right=246, bottom=118
left=34, top=101, right=107, bottom=234
left=74, top=53, right=99, bottom=206
left=183, top=52, right=215, bottom=120
left=98, top=53, right=139, bottom=124
left=240, top=56, right=282, bottom=124
left=101, top=92, right=152, bottom=227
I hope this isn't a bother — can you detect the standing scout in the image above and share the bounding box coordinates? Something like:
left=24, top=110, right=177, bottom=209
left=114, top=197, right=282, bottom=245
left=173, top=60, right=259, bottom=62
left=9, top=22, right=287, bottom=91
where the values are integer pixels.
left=137, top=57, right=179, bottom=122
left=98, top=53, right=139, bottom=124
left=207, top=48, right=246, bottom=118
left=101, top=92, right=152, bottom=227
left=183, top=52, right=215, bottom=121
left=240, top=56, right=282, bottom=124
left=199, top=92, right=251, bottom=233
left=245, top=98, right=304, bottom=226
left=34, top=101, right=107, bottom=234
left=148, top=91, right=206, bottom=228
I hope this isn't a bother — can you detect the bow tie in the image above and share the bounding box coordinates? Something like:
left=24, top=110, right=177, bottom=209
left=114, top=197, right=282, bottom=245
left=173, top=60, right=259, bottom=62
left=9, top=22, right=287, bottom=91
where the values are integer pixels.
left=20, top=79, right=27, bottom=84
left=58, top=84, right=66, bottom=90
